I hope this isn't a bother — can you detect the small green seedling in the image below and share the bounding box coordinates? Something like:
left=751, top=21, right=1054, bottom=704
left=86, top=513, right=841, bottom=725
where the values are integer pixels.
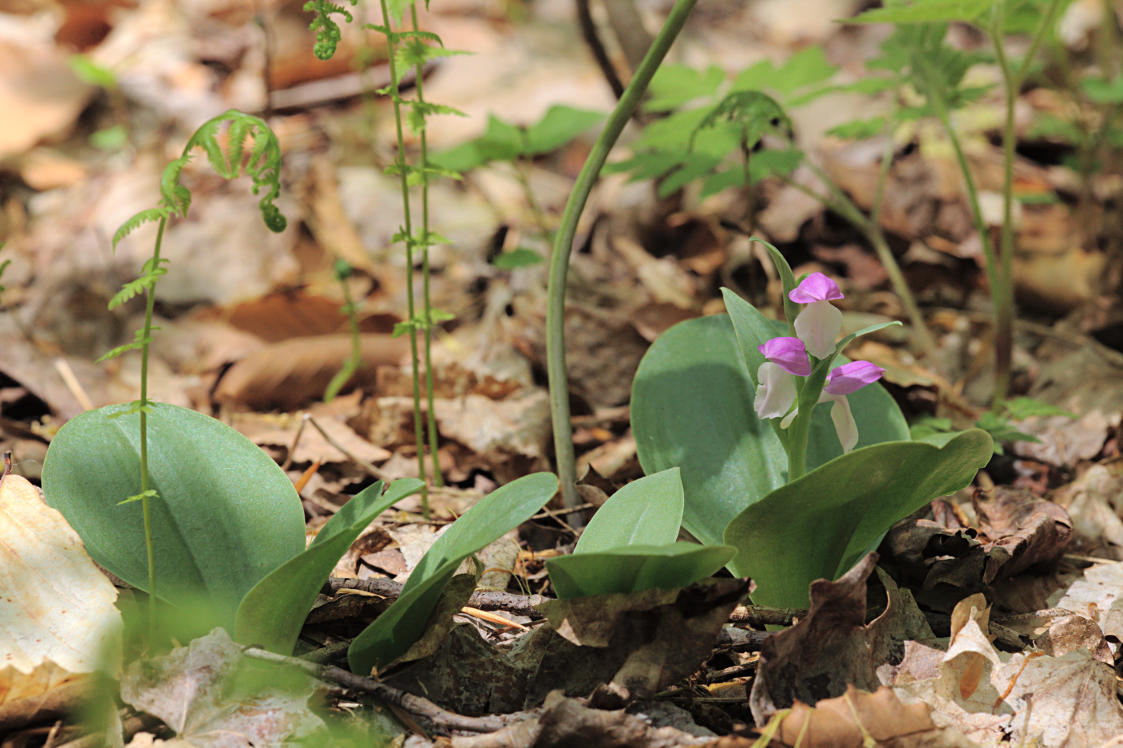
left=324, top=259, right=362, bottom=402
left=546, top=468, right=735, bottom=599
left=311, top=0, right=470, bottom=510
left=49, top=110, right=287, bottom=636
left=911, top=397, right=1077, bottom=455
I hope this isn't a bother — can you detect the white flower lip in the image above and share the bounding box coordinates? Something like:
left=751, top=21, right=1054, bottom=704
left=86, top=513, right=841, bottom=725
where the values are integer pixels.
left=794, top=301, right=843, bottom=359
left=754, top=361, right=796, bottom=420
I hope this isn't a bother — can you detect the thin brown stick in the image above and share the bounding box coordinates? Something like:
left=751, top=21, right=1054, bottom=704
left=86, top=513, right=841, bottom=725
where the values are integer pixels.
left=575, top=0, right=625, bottom=99
left=324, top=576, right=551, bottom=618
left=305, top=413, right=388, bottom=481
left=243, top=647, right=516, bottom=733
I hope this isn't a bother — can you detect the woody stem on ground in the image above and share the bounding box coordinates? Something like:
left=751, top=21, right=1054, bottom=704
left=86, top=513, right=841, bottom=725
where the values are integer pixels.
left=547, top=0, right=698, bottom=511
left=139, top=216, right=166, bottom=642
left=379, top=0, right=429, bottom=515
left=411, top=1, right=442, bottom=488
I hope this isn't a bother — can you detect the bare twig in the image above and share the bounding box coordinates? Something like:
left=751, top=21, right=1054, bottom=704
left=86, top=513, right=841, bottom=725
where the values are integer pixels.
left=323, top=576, right=551, bottom=619
left=575, top=0, right=625, bottom=99
left=305, top=414, right=388, bottom=481
left=243, top=646, right=517, bottom=734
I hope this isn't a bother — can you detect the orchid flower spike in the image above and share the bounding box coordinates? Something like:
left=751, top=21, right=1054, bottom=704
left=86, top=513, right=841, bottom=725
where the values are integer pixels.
left=789, top=272, right=844, bottom=359
left=818, top=361, right=886, bottom=452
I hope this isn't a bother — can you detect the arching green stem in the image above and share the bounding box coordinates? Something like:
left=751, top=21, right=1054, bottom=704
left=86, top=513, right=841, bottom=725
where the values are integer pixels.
left=546, top=0, right=698, bottom=510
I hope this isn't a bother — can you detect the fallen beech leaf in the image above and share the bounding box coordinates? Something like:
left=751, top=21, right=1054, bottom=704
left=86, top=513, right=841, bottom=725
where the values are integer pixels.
left=778, top=685, right=945, bottom=748
left=1052, top=462, right=1123, bottom=559
left=213, top=334, right=409, bottom=411
left=0, top=39, right=93, bottom=159
left=749, top=554, right=936, bottom=725
left=0, top=474, right=121, bottom=706
left=120, top=629, right=325, bottom=745
left=1050, top=561, right=1123, bottom=647
left=880, top=487, right=1071, bottom=610
left=887, top=593, right=1123, bottom=745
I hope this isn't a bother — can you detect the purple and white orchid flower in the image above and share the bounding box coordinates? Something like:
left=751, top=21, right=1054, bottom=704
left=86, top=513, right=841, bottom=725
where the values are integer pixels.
left=754, top=337, right=809, bottom=420
left=819, top=360, right=886, bottom=452
left=753, top=280, right=887, bottom=451
left=789, top=272, right=844, bottom=359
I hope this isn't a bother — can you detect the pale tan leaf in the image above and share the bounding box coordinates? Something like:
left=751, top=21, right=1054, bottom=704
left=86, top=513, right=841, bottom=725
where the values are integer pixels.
left=0, top=474, right=120, bottom=704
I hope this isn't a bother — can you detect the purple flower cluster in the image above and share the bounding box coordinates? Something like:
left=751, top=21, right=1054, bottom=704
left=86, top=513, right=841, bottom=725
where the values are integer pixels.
left=754, top=273, right=885, bottom=452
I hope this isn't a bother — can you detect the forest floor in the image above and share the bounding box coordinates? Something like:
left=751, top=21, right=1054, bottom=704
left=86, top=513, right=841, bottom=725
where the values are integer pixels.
left=2, top=0, right=1123, bottom=745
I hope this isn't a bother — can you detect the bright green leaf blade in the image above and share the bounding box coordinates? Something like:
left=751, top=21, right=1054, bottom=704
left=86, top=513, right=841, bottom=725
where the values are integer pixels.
left=523, top=105, right=604, bottom=154
left=41, top=403, right=306, bottom=629
left=310, top=478, right=422, bottom=549
left=347, top=472, right=558, bottom=673
left=631, top=315, right=785, bottom=547
left=547, top=542, right=736, bottom=598
left=574, top=468, right=684, bottom=554
left=646, top=63, right=726, bottom=111
left=234, top=478, right=423, bottom=653
left=492, top=248, right=544, bottom=269
left=845, top=0, right=993, bottom=25
left=723, top=429, right=993, bottom=608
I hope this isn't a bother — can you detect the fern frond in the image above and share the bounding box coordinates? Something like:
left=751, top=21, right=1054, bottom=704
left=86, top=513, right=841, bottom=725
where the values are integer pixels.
left=305, top=0, right=355, bottom=60
left=159, top=156, right=193, bottom=216
left=112, top=208, right=172, bottom=250
left=97, top=328, right=152, bottom=362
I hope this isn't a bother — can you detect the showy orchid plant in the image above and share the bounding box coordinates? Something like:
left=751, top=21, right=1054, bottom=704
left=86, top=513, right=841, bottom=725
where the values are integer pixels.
left=754, top=272, right=887, bottom=478
left=630, top=239, right=993, bottom=606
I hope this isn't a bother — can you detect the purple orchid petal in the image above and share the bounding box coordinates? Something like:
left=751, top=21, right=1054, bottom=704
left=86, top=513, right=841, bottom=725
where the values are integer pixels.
left=789, top=272, right=844, bottom=304
left=824, top=361, right=885, bottom=395
left=758, top=337, right=811, bottom=376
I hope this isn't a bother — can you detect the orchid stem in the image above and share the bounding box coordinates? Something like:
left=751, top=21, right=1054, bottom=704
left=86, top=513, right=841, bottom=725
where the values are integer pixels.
left=546, top=0, right=698, bottom=510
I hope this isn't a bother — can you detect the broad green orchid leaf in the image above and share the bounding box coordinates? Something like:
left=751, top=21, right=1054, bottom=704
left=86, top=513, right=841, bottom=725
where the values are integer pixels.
left=235, top=478, right=424, bottom=653
left=547, top=543, right=736, bottom=599
left=724, top=429, right=993, bottom=608
left=348, top=472, right=557, bottom=674
left=574, top=468, right=683, bottom=554
left=41, top=403, right=306, bottom=630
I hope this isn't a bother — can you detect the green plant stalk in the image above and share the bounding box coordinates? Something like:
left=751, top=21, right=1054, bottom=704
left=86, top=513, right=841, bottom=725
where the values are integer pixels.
left=547, top=0, right=698, bottom=510
left=912, top=51, right=1008, bottom=401
left=379, top=0, right=429, bottom=515
left=986, top=0, right=1064, bottom=404
left=138, top=216, right=167, bottom=642
left=511, top=159, right=553, bottom=239
left=324, top=271, right=361, bottom=401
left=411, top=1, right=442, bottom=488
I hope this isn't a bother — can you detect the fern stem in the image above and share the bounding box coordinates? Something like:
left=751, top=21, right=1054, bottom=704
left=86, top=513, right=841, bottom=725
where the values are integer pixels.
left=139, top=216, right=166, bottom=643
left=546, top=0, right=698, bottom=511
left=379, top=0, right=429, bottom=516
left=412, top=1, right=442, bottom=489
